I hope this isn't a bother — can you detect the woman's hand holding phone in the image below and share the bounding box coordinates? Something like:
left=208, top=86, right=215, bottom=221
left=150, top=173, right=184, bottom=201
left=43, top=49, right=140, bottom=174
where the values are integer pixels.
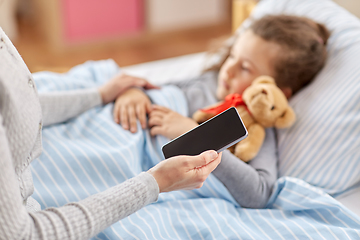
left=147, top=150, right=222, bottom=192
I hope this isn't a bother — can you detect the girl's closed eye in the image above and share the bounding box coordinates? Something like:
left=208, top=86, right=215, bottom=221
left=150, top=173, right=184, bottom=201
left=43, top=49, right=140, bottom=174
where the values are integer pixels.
left=240, top=62, right=251, bottom=73
left=241, top=65, right=249, bottom=71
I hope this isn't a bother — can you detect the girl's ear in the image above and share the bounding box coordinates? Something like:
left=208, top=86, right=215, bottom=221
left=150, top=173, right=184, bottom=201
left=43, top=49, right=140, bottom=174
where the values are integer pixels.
left=252, top=75, right=276, bottom=85
left=281, top=87, right=292, bottom=99
left=316, top=23, right=330, bottom=45
left=274, top=107, right=296, bottom=128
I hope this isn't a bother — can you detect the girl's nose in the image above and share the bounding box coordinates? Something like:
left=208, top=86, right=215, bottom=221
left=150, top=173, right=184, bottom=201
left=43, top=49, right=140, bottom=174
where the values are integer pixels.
left=226, top=62, right=237, bottom=79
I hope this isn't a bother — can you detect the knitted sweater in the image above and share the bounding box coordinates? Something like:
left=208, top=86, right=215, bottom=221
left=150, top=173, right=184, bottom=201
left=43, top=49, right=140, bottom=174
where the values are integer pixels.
left=0, top=28, right=159, bottom=240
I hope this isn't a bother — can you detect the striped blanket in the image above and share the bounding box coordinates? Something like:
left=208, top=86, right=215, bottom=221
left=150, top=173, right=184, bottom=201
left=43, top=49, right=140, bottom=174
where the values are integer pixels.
left=30, top=60, right=360, bottom=239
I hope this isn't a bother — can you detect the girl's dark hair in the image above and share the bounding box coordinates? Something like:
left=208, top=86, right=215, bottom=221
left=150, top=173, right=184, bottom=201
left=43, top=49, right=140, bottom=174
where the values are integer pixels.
left=206, top=15, right=331, bottom=94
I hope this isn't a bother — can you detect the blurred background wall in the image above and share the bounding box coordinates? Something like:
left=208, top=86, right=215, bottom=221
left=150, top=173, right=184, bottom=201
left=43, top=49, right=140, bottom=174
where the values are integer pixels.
left=332, top=0, right=360, bottom=19
left=0, top=0, right=359, bottom=73
left=0, top=0, right=232, bottom=72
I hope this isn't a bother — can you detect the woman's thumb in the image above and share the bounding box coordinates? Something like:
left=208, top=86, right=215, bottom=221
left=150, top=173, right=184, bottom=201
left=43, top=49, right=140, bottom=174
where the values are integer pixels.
left=199, top=150, right=218, bottom=165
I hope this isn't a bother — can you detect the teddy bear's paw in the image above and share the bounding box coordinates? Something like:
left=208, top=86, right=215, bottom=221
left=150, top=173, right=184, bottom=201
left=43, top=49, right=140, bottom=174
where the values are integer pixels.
left=192, top=111, right=213, bottom=123
left=234, top=143, right=257, bottom=162
left=228, top=145, right=235, bottom=154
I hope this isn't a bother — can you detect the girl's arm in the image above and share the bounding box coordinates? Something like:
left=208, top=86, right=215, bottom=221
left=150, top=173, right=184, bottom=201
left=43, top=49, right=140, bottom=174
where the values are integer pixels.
left=212, top=128, right=278, bottom=208
left=172, top=72, right=278, bottom=208
left=169, top=71, right=219, bottom=117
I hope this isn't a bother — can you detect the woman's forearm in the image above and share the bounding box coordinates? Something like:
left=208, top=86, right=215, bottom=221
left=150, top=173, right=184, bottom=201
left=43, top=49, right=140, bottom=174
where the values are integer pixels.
left=39, top=88, right=102, bottom=127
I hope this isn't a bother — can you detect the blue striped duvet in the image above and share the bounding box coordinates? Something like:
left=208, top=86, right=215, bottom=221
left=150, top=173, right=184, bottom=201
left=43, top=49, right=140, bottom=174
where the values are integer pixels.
left=31, top=60, right=360, bottom=239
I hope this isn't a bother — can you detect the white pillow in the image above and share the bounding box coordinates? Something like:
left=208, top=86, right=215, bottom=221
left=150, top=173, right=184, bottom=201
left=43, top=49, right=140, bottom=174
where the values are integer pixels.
left=248, top=0, right=360, bottom=196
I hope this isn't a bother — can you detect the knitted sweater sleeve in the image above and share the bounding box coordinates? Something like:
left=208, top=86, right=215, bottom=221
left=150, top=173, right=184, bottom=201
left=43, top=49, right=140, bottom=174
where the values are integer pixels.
left=39, top=88, right=102, bottom=127
left=0, top=116, right=159, bottom=239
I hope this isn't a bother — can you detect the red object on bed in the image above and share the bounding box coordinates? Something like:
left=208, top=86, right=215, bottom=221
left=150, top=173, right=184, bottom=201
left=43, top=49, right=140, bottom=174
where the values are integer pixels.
left=201, top=93, right=250, bottom=115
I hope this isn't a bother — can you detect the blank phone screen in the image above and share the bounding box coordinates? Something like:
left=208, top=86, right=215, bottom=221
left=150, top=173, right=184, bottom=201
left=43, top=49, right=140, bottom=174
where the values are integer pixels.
left=162, top=107, right=247, bottom=159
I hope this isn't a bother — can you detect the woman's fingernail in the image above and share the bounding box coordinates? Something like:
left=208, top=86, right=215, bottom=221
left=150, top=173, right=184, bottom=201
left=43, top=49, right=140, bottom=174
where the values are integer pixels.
left=210, top=151, right=218, bottom=160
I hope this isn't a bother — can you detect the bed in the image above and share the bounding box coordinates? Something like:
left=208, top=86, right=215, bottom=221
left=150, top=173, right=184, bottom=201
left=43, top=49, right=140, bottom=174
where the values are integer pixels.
left=30, top=0, right=360, bottom=239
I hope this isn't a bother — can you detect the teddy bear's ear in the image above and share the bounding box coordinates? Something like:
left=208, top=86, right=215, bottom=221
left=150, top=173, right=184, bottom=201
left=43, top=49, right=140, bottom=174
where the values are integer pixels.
left=274, top=106, right=296, bottom=128
left=252, top=75, right=276, bottom=85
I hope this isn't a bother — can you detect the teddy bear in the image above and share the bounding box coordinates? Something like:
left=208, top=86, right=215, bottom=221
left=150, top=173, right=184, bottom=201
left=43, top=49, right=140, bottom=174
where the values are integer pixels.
left=192, top=75, right=296, bottom=162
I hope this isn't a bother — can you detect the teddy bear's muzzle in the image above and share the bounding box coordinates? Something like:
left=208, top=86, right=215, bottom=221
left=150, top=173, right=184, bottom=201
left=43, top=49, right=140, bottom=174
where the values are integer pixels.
left=249, top=89, right=273, bottom=108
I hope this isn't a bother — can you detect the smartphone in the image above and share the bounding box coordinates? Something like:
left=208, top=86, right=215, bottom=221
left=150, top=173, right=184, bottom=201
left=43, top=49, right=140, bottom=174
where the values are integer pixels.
left=162, top=107, right=248, bottom=159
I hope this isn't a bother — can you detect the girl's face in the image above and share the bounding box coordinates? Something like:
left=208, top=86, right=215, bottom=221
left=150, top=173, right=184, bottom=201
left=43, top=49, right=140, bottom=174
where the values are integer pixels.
left=217, top=30, right=281, bottom=100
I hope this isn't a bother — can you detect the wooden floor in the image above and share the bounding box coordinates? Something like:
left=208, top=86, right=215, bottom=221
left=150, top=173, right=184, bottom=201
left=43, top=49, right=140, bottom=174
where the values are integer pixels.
left=13, top=17, right=232, bottom=73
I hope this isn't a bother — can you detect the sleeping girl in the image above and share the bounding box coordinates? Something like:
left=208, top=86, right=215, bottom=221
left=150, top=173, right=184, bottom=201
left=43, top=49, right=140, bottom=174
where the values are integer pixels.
left=114, top=15, right=330, bottom=208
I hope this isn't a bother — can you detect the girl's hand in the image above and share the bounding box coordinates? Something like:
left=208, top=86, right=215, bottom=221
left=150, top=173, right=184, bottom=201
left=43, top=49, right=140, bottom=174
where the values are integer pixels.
left=147, top=150, right=222, bottom=192
left=98, top=74, right=158, bottom=104
left=148, top=105, right=199, bottom=139
left=113, top=88, right=152, bottom=133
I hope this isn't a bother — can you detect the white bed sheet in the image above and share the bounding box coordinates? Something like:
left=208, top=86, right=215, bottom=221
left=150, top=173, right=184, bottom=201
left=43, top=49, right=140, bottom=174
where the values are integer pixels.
left=122, top=52, right=208, bottom=85
left=336, top=188, right=360, bottom=217
left=123, top=52, right=360, bottom=217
